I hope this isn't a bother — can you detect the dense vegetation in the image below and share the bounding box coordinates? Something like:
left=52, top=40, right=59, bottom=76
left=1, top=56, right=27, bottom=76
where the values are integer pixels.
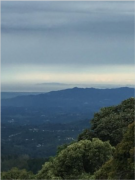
left=36, top=139, right=114, bottom=179
left=78, top=97, right=134, bottom=146
left=1, top=155, right=48, bottom=174
left=94, top=122, right=134, bottom=179
left=1, top=97, right=134, bottom=179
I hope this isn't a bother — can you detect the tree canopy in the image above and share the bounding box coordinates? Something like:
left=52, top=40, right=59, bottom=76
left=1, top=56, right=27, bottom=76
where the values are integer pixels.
left=94, top=122, right=134, bottom=179
left=78, top=98, right=134, bottom=146
left=36, top=138, right=114, bottom=179
left=1, top=167, right=34, bottom=179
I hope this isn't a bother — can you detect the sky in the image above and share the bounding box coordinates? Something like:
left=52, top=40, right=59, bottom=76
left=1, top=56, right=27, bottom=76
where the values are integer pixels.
left=1, top=1, right=135, bottom=92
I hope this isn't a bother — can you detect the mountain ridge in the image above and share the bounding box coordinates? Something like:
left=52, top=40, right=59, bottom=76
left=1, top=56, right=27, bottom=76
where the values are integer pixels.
left=1, top=87, right=134, bottom=109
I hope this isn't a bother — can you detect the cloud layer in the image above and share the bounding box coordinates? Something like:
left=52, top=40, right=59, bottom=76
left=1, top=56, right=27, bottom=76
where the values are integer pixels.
left=1, top=1, right=134, bottom=90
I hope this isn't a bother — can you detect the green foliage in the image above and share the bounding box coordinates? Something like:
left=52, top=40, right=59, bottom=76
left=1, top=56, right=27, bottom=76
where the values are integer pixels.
left=27, top=157, right=48, bottom=174
left=112, top=122, right=134, bottom=179
left=37, top=138, right=114, bottom=179
left=90, top=98, right=134, bottom=146
left=56, top=141, right=76, bottom=155
left=1, top=154, right=29, bottom=172
left=94, top=122, right=134, bottom=179
left=56, top=144, right=68, bottom=155
left=2, top=98, right=134, bottom=179
left=78, top=129, right=95, bottom=141
left=1, top=154, right=47, bottom=174
left=1, top=167, right=35, bottom=179
left=93, top=159, right=114, bottom=179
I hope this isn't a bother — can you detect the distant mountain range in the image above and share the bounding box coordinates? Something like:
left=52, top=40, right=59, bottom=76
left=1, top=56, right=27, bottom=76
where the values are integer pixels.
left=2, top=82, right=134, bottom=94
left=1, top=92, right=41, bottom=99
left=1, top=87, right=134, bottom=110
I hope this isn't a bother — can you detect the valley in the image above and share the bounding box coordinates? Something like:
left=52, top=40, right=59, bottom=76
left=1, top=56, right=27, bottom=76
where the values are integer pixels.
left=1, top=87, right=134, bottom=172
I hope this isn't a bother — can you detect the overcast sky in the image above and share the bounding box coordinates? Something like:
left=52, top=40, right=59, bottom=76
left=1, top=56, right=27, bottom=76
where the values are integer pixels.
left=1, top=1, right=135, bottom=92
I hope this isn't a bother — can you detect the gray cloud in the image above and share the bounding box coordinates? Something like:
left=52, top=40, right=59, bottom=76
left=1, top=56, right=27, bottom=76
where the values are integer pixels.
left=1, top=1, right=134, bottom=35
left=2, top=32, right=133, bottom=66
left=2, top=1, right=134, bottom=15
left=1, top=1, right=134, bottom=67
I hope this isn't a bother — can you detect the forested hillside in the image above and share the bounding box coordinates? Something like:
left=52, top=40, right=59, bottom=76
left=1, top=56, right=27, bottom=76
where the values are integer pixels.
left=1, top=97, right=134, bottom=179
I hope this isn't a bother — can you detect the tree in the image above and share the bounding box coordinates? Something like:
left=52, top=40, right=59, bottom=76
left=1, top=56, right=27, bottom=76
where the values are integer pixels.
left=88, top=98, right=134, bottom=146
left=78, top=129, right=95, bottom=141
left=94, top=122, right=134, bottom=179
left=1, top=167, right=35, bottom=179
left=37, top=138, right=114, bottom=179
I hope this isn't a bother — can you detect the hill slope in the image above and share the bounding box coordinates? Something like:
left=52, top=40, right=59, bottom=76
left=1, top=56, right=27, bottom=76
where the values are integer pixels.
left=1, top=98, right=134, bottom=179
left=1, top=87, right=134, bottom=109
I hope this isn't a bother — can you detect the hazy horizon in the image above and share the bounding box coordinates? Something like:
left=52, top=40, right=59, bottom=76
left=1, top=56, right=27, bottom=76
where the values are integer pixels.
left=1, top=82, right=134, bottom=93
left=1, top=1, right=134, bottom=92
